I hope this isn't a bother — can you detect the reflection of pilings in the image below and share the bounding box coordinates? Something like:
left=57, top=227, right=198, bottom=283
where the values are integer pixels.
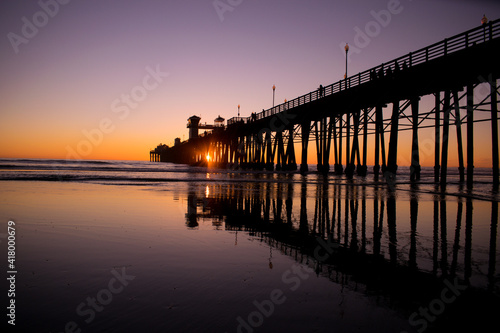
left=299, top=180, right=308, bottom=234
left=337, top=184, right=342, bottom=242
left=273, top=182, right=283, bottom=223
left=488, top=201, right=498, bottom=292
left=373, top=187, right=384, bottom=256
left=312, top=180, right=331, bottom=236
left=465, top=198, right=473, bottom=283
left=350, top=190, right=359, bottom=251
left=361, top=186, right=366, bottom=253
left=344, top=185, right=349, bottom=246
left=186, top=192, right=199, bottom=228
left=451, top=198, right=463, bottom=276
left=409, top=188, right=418, bottom=270
left=433, top=193, right=439, bottom=275
left=264, top=181, right=271, bottom=222
left=286, top=182, right=293, bottom=224
left=440, top=196, right=448, bottom=276
left=387, top=193, right=397, bottom=265
left=195, top=179, right=494, bottom=287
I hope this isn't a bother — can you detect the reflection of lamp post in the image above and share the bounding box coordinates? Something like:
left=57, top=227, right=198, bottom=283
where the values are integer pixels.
left=238, top=104, right=240, bottom=117
left=344, top=43, right=349, bottom=87
left=272, top=85, right=276, bottom=107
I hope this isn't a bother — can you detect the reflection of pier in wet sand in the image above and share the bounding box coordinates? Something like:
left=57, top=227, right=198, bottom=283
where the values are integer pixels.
left=185, top=178, right=499, bottom=332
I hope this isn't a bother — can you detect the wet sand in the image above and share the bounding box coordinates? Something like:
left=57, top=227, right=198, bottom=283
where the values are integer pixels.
left=1, top=178, right=499, bottom=332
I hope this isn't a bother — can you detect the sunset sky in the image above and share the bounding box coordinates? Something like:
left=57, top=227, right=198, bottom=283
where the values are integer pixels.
left=1, top=0, right=499, bottom=166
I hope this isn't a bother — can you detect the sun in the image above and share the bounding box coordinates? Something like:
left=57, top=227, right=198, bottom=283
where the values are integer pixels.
left=206, top=154, right=211, bottom=162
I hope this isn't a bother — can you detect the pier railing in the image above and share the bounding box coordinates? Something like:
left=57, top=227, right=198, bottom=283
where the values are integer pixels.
left=227, top=19, right=500, bottom=126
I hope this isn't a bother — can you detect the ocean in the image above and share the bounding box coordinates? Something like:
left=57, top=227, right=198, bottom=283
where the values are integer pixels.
left=0, top=158, right=499, bottom=332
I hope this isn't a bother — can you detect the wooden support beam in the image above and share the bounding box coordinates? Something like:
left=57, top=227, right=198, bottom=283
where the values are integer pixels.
left=314, top=121, right=322, bottom=172
left=333, top=119, right=338, bottom=166
left=410, top=97, right=421, bottom=181
left=346, top=112, right=352, bottom=177
left=355, top=112, right=361, bottom=172
left=467, top=84, right=474, bottom=188
left=285, top=126, right=297, bottom=170
left=380, top=109, right=387, bottom=173
left=374, top=105, right=382, bottom=179
left=325, top=118, right=333, bottom=172
left=300, top=121, right=310, bottom=173
left=453, top=91, right=465, bottom=182
left=336, top=115, right=343, bottom=174
left=320, top=119, right=328, bottom=172
left=359, top=108, right=368, bottom=176
left=276, top=131, right=285, bottom=171
left=387, top=100, right=400, bottom=174
left=350, top=110, right=361, bottom=177
left=440, top=91, right=451, bottom=187
left=434, top=92, right=441, bottom=183
left=491, top=79, right=499, bottom=188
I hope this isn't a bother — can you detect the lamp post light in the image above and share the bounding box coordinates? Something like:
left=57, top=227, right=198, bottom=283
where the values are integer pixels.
left=273, top=85, right=276, bottom=107
left=344, top=43, right=349, bottom=88
left=482, top=14, right=488, bottom=25
left=238, top=104, right=240, bottom=117
left=482, top=14, right=488, bottom=42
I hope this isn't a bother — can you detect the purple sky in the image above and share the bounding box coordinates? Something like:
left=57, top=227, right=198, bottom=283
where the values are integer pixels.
left=1, top=0, right=499, bottom=160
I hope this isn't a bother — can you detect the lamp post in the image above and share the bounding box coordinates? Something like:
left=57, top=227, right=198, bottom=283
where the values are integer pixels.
left=273, top=85, right=276, bottom=107
left=238, top=104, right=240, bottom=117
left=344, top=43, right=349, bottom=88
left=482, top=14, right=488, bottom=25
left=482, top=14, right=488, bottom=42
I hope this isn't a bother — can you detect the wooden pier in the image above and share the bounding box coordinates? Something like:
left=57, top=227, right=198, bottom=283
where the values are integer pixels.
left=152, top=19, right=500, bottom=187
